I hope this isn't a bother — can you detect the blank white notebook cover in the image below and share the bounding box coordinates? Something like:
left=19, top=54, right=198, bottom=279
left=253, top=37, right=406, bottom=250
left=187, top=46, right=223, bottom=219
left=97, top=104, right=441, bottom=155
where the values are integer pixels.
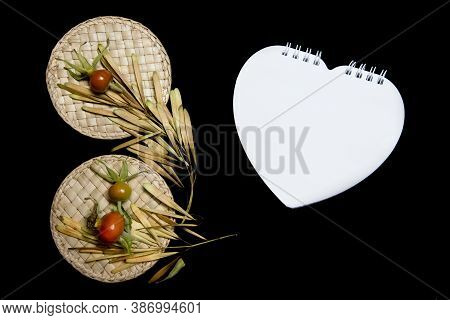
left=233, top=45, right=404, bottom=208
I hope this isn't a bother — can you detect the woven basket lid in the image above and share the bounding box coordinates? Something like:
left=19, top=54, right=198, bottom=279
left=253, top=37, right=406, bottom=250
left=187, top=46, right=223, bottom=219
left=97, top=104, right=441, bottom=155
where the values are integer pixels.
left=46, top=16, right=171, bottom=139
left=50, top=155, right=173, bottom=282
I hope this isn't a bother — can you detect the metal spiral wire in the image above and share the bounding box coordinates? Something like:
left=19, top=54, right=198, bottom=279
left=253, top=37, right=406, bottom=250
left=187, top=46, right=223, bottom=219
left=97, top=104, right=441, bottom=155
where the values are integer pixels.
left=345, top=61, right=387, bottom=85
left=282, top=42, right=322, bottom=66
left=281, top=43, right=388, bottom=85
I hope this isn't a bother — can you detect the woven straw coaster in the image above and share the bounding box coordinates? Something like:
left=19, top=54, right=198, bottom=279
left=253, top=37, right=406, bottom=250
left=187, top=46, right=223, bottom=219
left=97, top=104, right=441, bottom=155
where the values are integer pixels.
left=50, top=155, right=173, bottom=282
left=46, top=16, right=171, bottom=139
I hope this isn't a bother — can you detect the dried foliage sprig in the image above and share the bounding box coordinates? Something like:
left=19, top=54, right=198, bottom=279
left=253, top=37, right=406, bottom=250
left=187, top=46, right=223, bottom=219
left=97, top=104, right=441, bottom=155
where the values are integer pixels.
left=56, top=42, right=236, bottom=283
left=58, top=43, right=197, bottom=207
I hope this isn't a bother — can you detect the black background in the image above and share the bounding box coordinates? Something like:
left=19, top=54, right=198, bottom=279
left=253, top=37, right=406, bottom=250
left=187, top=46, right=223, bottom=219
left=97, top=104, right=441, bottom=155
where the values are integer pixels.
left=0, top=0, right=448, bottom=299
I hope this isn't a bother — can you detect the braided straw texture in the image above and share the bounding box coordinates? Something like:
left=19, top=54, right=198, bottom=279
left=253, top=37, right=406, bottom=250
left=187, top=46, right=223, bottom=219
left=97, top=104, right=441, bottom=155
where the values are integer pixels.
left=46, top=16, right=171, bottom=139
left=50, top=155, right=173, bottom=282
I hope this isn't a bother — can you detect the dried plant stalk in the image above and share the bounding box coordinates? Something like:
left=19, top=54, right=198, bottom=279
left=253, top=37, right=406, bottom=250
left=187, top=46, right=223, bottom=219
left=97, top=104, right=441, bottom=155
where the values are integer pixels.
left=55, top=224, right=100, bottom=246
left=152, top=72, right=164, bottom=105
left=141, top=207, right=188, bottom=221
left=145, top=100, right=162, bottom=123
left=182, top=227, right=206, bottom=240
left=58, top=83, right=114, bottom=105
left=128, top=144, right=174, bottom=161
left=126, top=251, right=178, bottom=263
left=155, top=136, right=180, bottom=160
left=105, top=90, right=128, bottom=105
left=85, top=253, right=130, bottom=263
left=109, top=117, right=149, bottom=133
left=131, top=54, right=146, bottom=104
left=157, top=103, right=179, bottom=155
left=82, top=106, right=116, bottom=117
left=161, top=165, right=184, bottom=187
left=71, top=94, right=114, bottom=106
left=126, top=107, right=148, bottom=119
left=111, top=133, right=159, bottom=152
left=144, top=212, right=178, bottom=239
left=183, top=109, right=197, bottom=166
left=143, top=183, right=194, bottom=220
left=114, top=109, right=160, bottom=132
left=161, top=103, right=176, bottom=129
left=55, top=48, right=235, bottom=284
left=178, top=107, right=191, bottom=163
left=98, top=44, right=143, bottom=108
left=148, top=257, right=180, bottom=284
left=170, top=89, right=183, bottom=139
left=131, top=204, right=162, bottom=247
left=137, top=156, right=182, bottom=187
left=111, top=262, right=134, bottom=274
left=110, top=251, right=161, bottom=263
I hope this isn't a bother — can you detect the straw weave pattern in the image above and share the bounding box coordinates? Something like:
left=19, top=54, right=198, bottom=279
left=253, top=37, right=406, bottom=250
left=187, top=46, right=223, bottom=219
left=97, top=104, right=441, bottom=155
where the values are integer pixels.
left=46, top=16, right=171, bottom=139
left=50, top=155, right=173, bottom=282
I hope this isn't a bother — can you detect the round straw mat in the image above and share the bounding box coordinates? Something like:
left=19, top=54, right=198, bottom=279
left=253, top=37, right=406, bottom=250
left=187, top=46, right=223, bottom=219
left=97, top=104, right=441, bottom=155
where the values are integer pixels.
left=46, top=16, right=171, bottom=139
left=50, top=155, right=173, bottom=282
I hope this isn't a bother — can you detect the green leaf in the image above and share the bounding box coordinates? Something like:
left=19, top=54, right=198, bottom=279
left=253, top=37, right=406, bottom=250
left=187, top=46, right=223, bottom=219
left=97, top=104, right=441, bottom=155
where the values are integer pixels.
left=124, top=170, right=147, bottom=182
left=72, top=49, right=86, bottom=69
left=64, top=67, right=86, bottom=81
left=56, top=58, right=85, bottom=74
left=75, top=43, right=92, bottom=72
left=148, top=257, right=179, bottom=284
left=90, top=165, right=115, bottom=183
left=119, top=233, right=132, bottom=254
left=109, top=81, right=123, bottom=93
left=159, top=258, right=185, bottom=283
left=97, top=160, right=119, bottom=182
left=118, top=201, right=132, bottom=233
left=119, top=160, right=128, bottom=181
left=92, top=39, right=109, bottom=69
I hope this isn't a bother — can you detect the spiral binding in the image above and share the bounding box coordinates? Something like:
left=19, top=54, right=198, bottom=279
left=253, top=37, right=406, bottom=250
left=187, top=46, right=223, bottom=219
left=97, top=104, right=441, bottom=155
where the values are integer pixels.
left=282, top=42, right=322, bottom=66
left=345, top=60, right=387, bottom=85
left=282, top=43, right=388, bottom=85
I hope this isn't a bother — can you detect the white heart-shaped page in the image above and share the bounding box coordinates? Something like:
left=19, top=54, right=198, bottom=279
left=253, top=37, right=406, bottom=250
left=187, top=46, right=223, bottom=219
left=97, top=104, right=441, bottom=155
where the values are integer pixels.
left=233, top=46, right=404, bottom=208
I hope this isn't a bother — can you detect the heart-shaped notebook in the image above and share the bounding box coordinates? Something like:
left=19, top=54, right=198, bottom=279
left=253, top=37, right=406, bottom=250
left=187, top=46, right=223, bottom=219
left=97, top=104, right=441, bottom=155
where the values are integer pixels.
left=233, top=44, right=404, bottom=208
